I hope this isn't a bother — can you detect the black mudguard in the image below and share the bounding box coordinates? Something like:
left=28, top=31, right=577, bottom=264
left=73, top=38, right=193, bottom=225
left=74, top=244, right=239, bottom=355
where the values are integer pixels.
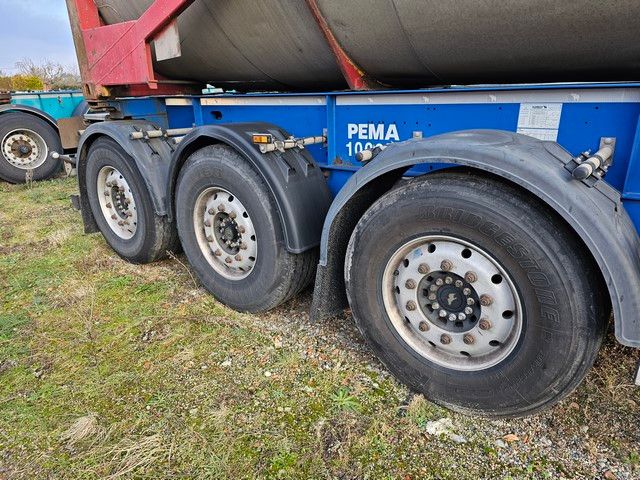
left=168, top=122, right=332, bottom=253
left=312, top=130, right=640, bottom=348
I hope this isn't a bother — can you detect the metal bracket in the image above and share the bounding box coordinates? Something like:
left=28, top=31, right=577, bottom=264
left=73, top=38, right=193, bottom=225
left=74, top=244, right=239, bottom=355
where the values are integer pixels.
left=567, top=137, right=616, bottom=184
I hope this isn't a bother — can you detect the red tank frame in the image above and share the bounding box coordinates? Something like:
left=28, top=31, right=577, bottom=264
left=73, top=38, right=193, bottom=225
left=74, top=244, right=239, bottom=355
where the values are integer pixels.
left=65, top=0, right=374, bottom=101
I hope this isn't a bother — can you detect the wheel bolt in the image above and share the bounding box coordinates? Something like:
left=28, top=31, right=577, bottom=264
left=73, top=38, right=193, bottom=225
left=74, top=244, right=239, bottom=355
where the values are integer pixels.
left=238, top=226, right=246, bottom=234
left=235, top=254, right=242, bottom=261
left=439, top=309, right=447, bottom=318
left=225, top=256, right=233, bottom=264
left=440, top=260, right=453, bottom=271
left=480, top=294, right=493, bottom=306
left=229, top=211, right=237, bottom=219
left=455, top=280, right=463, bottom=288
left=467, top=298, right=475, bottom=306
left=104, top=190, right=110, bottom=196
left=217, top=204, right=225, bottom=212
left=111, top=214, right=117, bottom=220
left=240, top=242, right=248, bottom=250
left=405, top=279, right=417, bottom=289
left=428, top=293, right=436, bottom=301
left=440, top=334, right=452, bottom=345
left=463, top=287, right=471, bottom=296
left=418, top=321, right=429, bottom=332
left=418, top=263, right=430, bottom=274
left=464, top=306, right=473, bottom=315
left=463, top=334, right=475, bottom=345
left=208, top=208, right=215, bottom=215
left=432, top=302, right=440, bottom=310
left=406, top=301, right=417, bottom=311
left=429, top=285, right=438, bottom=292
left=206, top=235, right=214, bottom=242
left=448, top=313, right=456, bottom=322
left=479, top=318, right=491, bottom=330
left=445, top=276, right=453, bottom=284
left=106, top=203, right=112, bottom=208
left=458, top=313, right=466, bottom=321
left=204, top=219, right=212, bottom=227
left=117, top=220, right=124, bottom=226
left=464, top=271, right=477, bottom=283
left=214, top=249, right=222, bottom=257
left=435, top=278, right=444, bottom=286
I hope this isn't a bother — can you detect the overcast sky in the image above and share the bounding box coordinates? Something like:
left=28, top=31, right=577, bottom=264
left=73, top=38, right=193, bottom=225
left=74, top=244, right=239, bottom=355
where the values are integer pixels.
left=0, top=0, right=78, bottom=74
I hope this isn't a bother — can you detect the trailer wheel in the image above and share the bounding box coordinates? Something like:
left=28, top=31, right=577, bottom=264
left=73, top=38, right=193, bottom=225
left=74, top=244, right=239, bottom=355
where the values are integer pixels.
left=85, top=137, right=178, bottom=263
left=0, top=112, right=62, bottom=183
left=345, top=172, right=608, bottom=417
left=175, top=145, right=317, bottom=312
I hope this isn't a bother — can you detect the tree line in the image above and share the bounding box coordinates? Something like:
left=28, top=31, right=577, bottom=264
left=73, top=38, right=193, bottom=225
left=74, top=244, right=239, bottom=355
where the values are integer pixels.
left=0, top=59, right=81, bottom=92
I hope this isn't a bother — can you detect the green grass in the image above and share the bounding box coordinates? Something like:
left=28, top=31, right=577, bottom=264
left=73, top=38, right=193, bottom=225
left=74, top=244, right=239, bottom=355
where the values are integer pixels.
left=1, top=177, right=639, bottom=479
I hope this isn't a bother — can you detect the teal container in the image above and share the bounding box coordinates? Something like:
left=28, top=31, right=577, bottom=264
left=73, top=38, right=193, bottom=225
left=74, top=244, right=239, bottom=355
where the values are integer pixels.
left=10, top=90, right=84, bottom=121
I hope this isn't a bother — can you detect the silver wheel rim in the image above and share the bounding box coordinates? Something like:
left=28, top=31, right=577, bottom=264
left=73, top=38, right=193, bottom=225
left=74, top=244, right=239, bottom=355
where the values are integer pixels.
left=96, top=166, right=138, bottom=239
left=1, top=128, right=48, bottom=169
left=382, top=235, right=523, bottom=371
left=193, top=187, right=257, bottom=280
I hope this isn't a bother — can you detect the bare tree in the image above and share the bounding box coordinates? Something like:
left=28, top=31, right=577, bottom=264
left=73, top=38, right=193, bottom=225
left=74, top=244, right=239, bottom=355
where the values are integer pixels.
left=15, top=59, right=81, bottom=91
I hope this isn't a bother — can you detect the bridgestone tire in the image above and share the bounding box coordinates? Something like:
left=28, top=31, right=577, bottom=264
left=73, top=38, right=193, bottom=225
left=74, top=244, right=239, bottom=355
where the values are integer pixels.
left=175, top=145, right=317, bottom=312
left=0, top=112, right=62, bottom=183
left=345, top=171, right=608, bottom=418
left=85, top=137, right=178, bottom=263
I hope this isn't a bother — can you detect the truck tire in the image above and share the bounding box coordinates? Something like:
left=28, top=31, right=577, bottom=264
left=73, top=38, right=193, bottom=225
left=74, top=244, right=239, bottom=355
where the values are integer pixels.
left=0, top=112, right=62, bottom=183
left=175, top=144, right=317, bottom=312
left=85, top=137, right=178, bottom=263
left=345, top=171, right=608, bottom=418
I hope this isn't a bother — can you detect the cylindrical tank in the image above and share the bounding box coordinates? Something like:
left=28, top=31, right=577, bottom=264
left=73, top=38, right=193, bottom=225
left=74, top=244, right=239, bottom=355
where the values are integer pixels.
left=97, top=0, right=640, bottom=91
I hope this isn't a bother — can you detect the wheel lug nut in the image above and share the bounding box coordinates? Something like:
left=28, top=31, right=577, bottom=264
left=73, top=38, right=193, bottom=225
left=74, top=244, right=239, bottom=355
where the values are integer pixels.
left=208, top=208, right=215, bottom=215
left=240, top=242, right=248, bottom=250
left=418, top=263, right=429, bottom=274
left=440, top=260, right=453, bottom=271
left=428, top=293, right=436, bottom=301
left=439, top=309, right=447, bottom=318
left=448, top=313, right=456, bottom=322
left=106, top=202, right=112, bottom=208
left=458, top=312, right=467, bottom=321
left=104, top=190, right=110, bottom=196
left=206, top=235, right=214, bottom=242
left=225, top=256, right=233, bottom=264
left=432, top=302, right=440, bottom=310
left=429, top=285, right=438, bottom=292
left=463, top=334, right=475, bottom=345
left=455, top=280, right=463, bottom=288
left=435, top=278, right=444, bottom=286
left=405, top=279, right=417, bottom=289
left=440, top=334, right=452, bottom=345
left=111, top=214, right=117, bottom=220
left=238, top=226, right=246, bottom=234
left=204, top=219, right=212, bottom=227
left=463, top=287, right=471, bottom=296
left=467, top=298, right=475, bottom=306
left=480, top=294, right=493, bottom=306
left=406, top=301, right=417, bottom=311
left=229, top=211, right=237, bottom=219
left=214, top=249, right=222, bottom=257
left=479, top=318, right=492, bottom=330
left=464, top=271, right=477, bottom=283
left=418, top=321, right=429, bottom=332
left=217, top=204, right=225, bottom=212
left=445, top=276, right=453, bottom=284
left=464, top=306, right=473, bottom=315
left=235, top=254, right=242, bottom=261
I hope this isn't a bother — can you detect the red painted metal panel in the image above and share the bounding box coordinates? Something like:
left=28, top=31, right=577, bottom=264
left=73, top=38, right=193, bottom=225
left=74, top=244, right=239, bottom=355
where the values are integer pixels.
left=67, top=0, right=196, bottom=99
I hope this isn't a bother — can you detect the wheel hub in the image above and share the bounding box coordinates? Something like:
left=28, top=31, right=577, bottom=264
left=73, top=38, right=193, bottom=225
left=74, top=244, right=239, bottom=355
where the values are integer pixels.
left=194, top=187, right=257, bottom=280
left=1, top=129, right=48, bottom=169
left=382, top=235, right=523, bottom=371
left=418, top=271, right=481, bottom=333
left=96, top=166, right=138, bottom=239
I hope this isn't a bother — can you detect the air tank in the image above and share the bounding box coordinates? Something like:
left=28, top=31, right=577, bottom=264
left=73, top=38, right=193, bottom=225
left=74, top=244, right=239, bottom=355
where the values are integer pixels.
left=97, top=0, right=640, bottom=91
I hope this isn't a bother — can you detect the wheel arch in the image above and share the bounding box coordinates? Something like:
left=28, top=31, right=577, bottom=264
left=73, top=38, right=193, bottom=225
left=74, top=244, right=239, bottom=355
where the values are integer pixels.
left=312, top=129, right=640, bottom=348
left=75, top=120, right=176, bottom=234
left=168, top=123, right=332, bottom=254
left=0, top=104, right=58, bottom=130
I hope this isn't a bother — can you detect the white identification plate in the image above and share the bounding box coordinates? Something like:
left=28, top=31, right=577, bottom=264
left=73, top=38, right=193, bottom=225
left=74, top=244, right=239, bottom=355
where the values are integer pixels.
left=516, top=103, right=563, bottom=142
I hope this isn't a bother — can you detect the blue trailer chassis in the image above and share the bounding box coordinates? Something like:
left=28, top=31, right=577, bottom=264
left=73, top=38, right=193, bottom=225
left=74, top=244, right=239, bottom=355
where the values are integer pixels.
left=74, top=82, right=640, bottom=352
